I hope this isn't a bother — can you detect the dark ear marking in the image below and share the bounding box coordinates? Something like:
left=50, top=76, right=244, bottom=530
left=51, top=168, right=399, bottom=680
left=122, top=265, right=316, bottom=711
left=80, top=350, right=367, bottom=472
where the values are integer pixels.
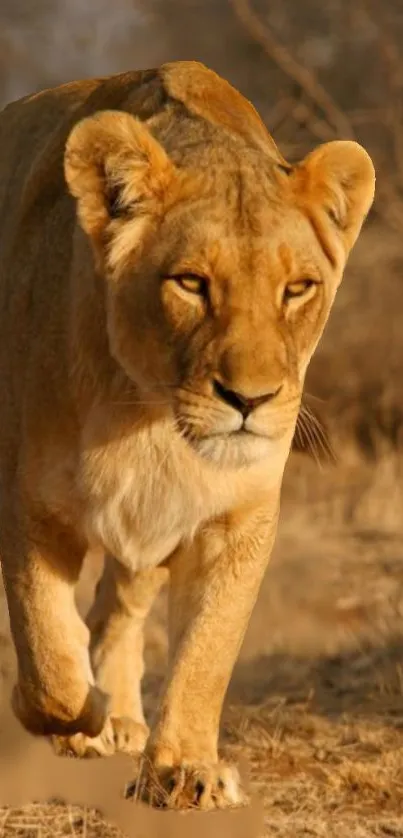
left=64, top=109, right=176, bottom=243
left=107, top=192, right=142, bottom=220
left=325, top=205, right=341, bottom=228
left=106, top=183, right=125, bottom=219
left=278, top=163, right=293, bottom=176
left=104, top=173, right=143, bottom=220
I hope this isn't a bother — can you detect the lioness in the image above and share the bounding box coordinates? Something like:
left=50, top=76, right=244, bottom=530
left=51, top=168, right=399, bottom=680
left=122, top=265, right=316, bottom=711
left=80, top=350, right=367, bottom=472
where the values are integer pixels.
left=0, top=61, right=374, bottom=809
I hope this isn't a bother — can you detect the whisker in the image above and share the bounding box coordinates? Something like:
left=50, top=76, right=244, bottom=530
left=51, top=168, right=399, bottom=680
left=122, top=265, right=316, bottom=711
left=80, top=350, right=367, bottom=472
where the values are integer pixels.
left=307, top=426, right=324, bottom=467
left=302, top=406, right=337, bottom=462
left=111, top=400, right=171, bottom=406
left=295, top=409, right=320, bottom=465
left=295, top=415, right=306, bottom=450
left=303, top=392, right=328, bottom=405
left=301, top=414, right=322, bottom=468
left=296, top=401, right=337, bottom=465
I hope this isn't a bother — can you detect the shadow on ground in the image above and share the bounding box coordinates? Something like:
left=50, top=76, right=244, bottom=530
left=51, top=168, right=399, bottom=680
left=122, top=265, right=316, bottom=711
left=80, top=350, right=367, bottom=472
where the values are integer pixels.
left=229, top=639, right=403, bottom=723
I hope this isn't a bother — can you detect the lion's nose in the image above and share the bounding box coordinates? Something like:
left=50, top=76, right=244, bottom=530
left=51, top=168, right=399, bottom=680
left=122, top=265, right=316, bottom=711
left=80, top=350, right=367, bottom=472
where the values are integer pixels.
left=212, top=379, right=282, bottom=419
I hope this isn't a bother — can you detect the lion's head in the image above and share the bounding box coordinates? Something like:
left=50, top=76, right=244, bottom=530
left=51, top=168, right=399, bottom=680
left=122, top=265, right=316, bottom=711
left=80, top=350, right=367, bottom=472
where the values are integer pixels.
left=64, top=62, right=375, bottom=469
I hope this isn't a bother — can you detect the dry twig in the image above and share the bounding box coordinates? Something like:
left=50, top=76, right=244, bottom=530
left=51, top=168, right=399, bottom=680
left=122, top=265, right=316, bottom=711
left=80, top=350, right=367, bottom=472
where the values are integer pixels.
left=230, top=0, right=355, bottom=139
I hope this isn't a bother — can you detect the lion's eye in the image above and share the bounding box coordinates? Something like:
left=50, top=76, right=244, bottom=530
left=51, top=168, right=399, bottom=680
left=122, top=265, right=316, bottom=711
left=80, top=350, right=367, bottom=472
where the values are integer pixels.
left=284, top=279, right=317, bottom=302
left=170, top=274, right=208, bottom=296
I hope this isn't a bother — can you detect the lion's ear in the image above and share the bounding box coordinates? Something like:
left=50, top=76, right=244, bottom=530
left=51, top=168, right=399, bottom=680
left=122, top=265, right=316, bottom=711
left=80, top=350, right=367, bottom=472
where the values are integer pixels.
left=64, top=110, right=175, bottom=242
left=294, top=140, right=375, bottom=254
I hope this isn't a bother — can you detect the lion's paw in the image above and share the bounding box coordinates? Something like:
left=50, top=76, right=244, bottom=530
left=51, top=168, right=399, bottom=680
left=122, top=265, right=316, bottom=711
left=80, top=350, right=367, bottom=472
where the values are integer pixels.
left=51, top=715, right=149, bottom=758
left=128, top=760, right=248, bottom=810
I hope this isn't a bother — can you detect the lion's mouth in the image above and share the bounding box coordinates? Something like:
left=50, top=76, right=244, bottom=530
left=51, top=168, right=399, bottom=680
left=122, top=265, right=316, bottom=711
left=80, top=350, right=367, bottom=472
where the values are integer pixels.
left=180, top=424, right=270, bottom=445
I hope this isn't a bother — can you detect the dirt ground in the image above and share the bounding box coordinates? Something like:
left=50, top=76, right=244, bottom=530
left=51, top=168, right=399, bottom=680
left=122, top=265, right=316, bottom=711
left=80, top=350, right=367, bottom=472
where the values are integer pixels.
left=1, top=448, right=403, bottom=838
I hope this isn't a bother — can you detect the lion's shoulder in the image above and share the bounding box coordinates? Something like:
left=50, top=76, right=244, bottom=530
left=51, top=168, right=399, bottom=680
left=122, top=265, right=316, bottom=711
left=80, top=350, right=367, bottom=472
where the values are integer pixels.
left=160, top=61, right=282, bottom=159
left=0, top=61, right=282, bottom=194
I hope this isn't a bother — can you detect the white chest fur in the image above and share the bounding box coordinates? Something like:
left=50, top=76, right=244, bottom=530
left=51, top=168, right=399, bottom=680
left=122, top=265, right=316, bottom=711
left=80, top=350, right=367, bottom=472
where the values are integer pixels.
left=79, top=418, right=267, bottom=570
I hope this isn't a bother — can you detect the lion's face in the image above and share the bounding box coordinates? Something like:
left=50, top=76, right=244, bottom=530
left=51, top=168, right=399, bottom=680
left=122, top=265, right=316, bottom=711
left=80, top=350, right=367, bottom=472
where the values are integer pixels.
left=108, top=170, right=338, bottom=468
left=65, top=106, right=375, bottom=469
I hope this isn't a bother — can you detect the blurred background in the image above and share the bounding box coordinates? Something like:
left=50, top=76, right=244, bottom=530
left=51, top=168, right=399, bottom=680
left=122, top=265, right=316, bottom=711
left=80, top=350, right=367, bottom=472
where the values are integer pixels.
left=2, top=3, right=403, bottom=835
left=2, top=0, right=403, bottom=528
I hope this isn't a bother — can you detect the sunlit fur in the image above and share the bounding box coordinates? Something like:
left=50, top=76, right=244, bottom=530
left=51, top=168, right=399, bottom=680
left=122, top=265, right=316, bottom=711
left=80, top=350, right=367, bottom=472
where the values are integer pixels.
left=65, top=106, right=374, bottom=473
left=0, top=62, right=375, bottom=806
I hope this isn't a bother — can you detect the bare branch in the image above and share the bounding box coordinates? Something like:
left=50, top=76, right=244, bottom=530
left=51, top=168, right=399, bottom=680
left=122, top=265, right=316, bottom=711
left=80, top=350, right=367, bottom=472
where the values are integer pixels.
left=230, top=0, right=355, bottom=140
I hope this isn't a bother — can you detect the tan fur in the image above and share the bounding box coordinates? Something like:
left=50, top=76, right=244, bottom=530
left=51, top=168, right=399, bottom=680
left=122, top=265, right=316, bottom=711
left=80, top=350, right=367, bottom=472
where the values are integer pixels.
left=0, top=61, right=375, bottom=808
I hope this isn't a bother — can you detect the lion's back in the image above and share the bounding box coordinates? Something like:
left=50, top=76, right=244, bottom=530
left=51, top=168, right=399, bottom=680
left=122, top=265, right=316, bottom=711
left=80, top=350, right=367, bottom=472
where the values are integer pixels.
left=0, top=71, right=170, bottom=473
left=0, top=84, right=98, bottom=447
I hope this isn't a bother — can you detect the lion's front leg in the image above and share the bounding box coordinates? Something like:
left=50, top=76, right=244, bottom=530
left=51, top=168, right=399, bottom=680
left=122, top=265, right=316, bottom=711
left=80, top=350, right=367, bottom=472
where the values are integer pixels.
left=134, top=499, right=279, bottom=810
left=1, top=515, right=108, bottom=739
left=53, top=559, right=167, bottom=758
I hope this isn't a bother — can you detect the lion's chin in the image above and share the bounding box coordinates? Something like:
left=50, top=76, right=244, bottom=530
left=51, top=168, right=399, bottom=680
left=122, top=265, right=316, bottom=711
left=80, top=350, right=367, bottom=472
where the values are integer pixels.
left=188, top=431, right=275, bottom=469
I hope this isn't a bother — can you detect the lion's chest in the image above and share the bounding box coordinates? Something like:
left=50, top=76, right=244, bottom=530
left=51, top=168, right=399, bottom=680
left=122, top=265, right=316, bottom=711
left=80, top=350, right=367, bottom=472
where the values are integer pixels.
left=80, top=425, right=231, bottom=570
left=87, top=474, right=195, bottom=570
